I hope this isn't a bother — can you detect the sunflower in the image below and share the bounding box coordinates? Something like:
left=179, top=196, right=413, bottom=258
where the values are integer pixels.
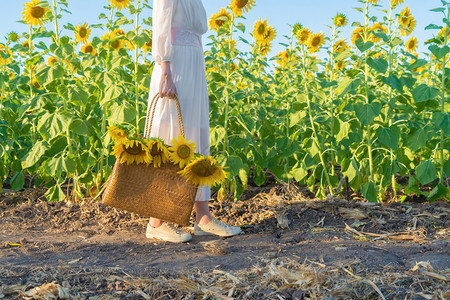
left=81, top=42, right=97, bottom=55
left=391, top=0, right=403, bottom=8
left=263, top=26, right=276, bottom=44
left=112, top=138, right=152, bottom=166
left=307, top=32, right=325, bottom=53
left=256, top=41, right=271, bottom=56
left=142, top=39, right=152, bottom=52
left=230, top=0, right=255, bottom=17
left=108, top=125, right=128, bottom=142
left=146, top=138, right=170, bottom=168
left=276, top=50, right=289, bottom=68
left=209, top=8, right=231, bottom=32
left=398, top=6, right=415, bottom=36
left=178, top=156, right=227, bottom=187
left=109, top=0, right=130, bottom=11
left=292, top=23, right=302, bottom=36
left=253, top=19, right=269, bottom=41
left=405, top=37, right=418, bottom=53
left=8, top=32, right=18, bottom=43
left=102, top=32, right=125, bottom=51
left=367, top=0, right=379, bottom=4
left=74, top=23, right=91, bottom=44
left=333, top=39, right=349, bottom=53
left=351, top=27, right=365, bottom=45
left=168, top=136, right=197, bottom=168
left=335, top=60, right=346, bottom=71
left=47, top=56, right=57, bottom=66
left=369, top=23, right=387, bottom=43
left=0, top=44, right=11, bottom=65
left=22, top=0, right=49, bottom=26
left=31, top=78, right=43, bottom=90
left=333, top=13, right=348, bottom=27
left=437, top=27, right=450, bottom=44
left=297, top=28, right=312, bottom=45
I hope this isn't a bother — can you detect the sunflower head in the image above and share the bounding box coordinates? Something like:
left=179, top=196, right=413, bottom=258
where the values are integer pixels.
left=297, top=28, right=312, bottom=45
left=146, top=138, right=170, bottom=168
left=81, top=42, right=97, bottom=56
left=405, top=37, right=418, bottom=53
left=47, top=56, right=57, bottom=66
left=437, top=27, right=450, bottom=44
left=112, top=138, right=152, bottom=166
left=209, top=8, right=231, bottom=32
left=333, top=39, right=349, bottom=53
left=276, top=50, right=289, bottom=68
left=22, top=0, right=50, bottom=27
left=109, top=0, right=131, bottom=11
left=108, top=125, right=129, bottom=142
left=333, top=13, right=348, bottom=28
left=8, top=32, right=19, bottom=43
left=391, top=0, right=404, bottom=8
left=367, top=0, right=379, bottom=4
left=230, top=0, right=255, bottom=17
left=178, top=156, right=227, bottom=187
left=351, top=27, right=365, bottom=45
left=369, top=23, right=387, bottom=43
left=75, top=23, right=91, bottom=44
left=335, top=60, right=346, bottom=71
left=253, top=19, right=269, bottom=41
left=168, top=135, right=197, bottom=169
left=32, top=77, right=43, bottom=90
left=308, top=32, right=325, bottom=53
left=292, top=23, right=302, bottom=36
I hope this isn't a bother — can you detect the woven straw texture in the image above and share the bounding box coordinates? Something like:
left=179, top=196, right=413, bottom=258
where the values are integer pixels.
left=102, top=159, right=198, bottom=226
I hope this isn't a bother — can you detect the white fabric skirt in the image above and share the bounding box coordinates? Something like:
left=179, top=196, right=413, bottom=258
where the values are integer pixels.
left=145, top=44, right=211, bottom=202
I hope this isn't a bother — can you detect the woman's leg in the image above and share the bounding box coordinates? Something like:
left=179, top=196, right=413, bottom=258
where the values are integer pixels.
left=194, top=201, right=212, bottom=225
left=149, top=217, right=164, bottom=228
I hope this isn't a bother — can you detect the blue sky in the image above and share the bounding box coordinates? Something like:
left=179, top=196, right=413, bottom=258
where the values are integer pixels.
left=0, top=0, right=447, bottom=58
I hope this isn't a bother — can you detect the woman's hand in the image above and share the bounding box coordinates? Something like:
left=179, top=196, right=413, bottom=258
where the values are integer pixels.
left=159, top=62, right=177, bottom=99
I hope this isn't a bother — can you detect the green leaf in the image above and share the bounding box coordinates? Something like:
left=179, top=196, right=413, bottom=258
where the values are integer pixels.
left=336, top=77, right=362, bottom=96
left=416, top=160, right=438, bottom=185
left=70, top=119, right=89, bottom=136
left=227, top=155, right=244, bottom=177
left=336, top=120, right=350, bottom=143
left=427, top=183, right=449, bottom=201
left=37, top=111, right=73, bottom=140
left=22, top=140, right=48, bottom=169
left=444, top=159, right=450, bottom=178
left=45, top=184, right=65, bottom=202
left=355, top=38, right=374, bottom=52
left=381, top=74, right=403, bottom=92
left=68, top=84, right=89, bottom=106
left=253, top=166, right=266, bottom=186
left=411, top=84, right=439, bottom=103
left=10, top=172, right=25, bottom=192
left=407, top=59, right=428, bottom=71
left=343, top=159, right=359, bottom=182
left=366, top=57, right=388, bottom=74
left=406, top=128, right=427, bottom=152
left=433, top=112, right=450, bottom=135
left=292, top=166, right=308, bottom=182
left=428, top=44, right=450, bottom=59
left=361, top=181, right=378, bottom=202
left=235, top=23, right=245, bottom=33
left=354, top=102, right=382, bottom=126
left=376, top=125, right=400, bottom=150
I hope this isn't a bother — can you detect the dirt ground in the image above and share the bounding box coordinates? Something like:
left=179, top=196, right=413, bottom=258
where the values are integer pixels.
left=0, top=182, right=449, bottom=299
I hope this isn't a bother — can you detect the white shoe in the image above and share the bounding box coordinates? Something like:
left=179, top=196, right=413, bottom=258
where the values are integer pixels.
left=194, top=218, right=242, bottom=237
left=146, top=222, right=191, bottom=243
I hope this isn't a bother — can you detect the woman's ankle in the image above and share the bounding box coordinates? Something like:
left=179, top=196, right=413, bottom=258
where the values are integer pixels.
left=149, top=218, right=164, bottom=228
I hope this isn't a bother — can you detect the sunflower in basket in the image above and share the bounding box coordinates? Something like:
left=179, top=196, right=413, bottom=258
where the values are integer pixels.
left=168, top=136, right=197, bottom=168
left=146, top=138, right=170, bottom=168
left=178, top=156, right=227, bottom=187
left=108, top=125, right=128, bottom=142
left=111, top=137, right=152, bottom=166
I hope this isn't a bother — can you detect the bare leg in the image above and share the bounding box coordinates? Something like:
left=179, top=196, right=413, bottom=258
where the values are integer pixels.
left=194, top=201, right=213, bottom=225
left=149, top=217, right=164, bottom=228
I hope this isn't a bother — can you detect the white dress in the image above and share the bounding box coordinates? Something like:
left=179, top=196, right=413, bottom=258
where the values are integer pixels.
left=145, top=0, right=210, bottom=202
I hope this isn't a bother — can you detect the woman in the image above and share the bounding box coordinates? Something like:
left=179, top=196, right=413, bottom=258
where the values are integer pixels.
left=144, top=0, right=241, bottom=243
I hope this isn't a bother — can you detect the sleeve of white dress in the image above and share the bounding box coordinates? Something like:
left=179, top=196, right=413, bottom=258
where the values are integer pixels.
left=152, top=0, right=175, bottom=64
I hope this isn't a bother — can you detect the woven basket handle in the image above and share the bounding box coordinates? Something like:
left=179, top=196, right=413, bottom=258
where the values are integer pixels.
left=144, top=93, right=185, bottom=138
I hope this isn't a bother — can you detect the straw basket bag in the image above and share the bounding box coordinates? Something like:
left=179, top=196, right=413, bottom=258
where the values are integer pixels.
left=102, top=93, right=198, bottom=226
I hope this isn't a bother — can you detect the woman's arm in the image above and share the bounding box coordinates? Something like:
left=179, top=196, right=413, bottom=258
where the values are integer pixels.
left=159, top=62, right=177, bottom=99
left=152, top=0, right=177, bottom=99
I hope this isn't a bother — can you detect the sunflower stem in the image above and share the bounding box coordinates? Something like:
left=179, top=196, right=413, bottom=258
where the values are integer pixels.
left=134, top=0, right=142, bottom=130
left=223, top=16, right=235, bottom=157
left=52, top=0, right=60, bottom=46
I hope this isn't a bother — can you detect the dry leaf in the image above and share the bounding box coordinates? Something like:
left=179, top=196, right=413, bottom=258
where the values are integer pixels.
left=339, top=207, right=369, bottom=220
left=23, top=282, right=70, bottom=299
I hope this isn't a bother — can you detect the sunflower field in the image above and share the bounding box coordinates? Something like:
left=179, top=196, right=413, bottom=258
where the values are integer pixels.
left=0, top=0, right=449, bottom=203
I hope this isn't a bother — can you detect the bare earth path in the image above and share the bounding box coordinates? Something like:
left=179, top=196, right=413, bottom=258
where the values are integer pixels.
left=0, top=187, right=448, bottom=299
